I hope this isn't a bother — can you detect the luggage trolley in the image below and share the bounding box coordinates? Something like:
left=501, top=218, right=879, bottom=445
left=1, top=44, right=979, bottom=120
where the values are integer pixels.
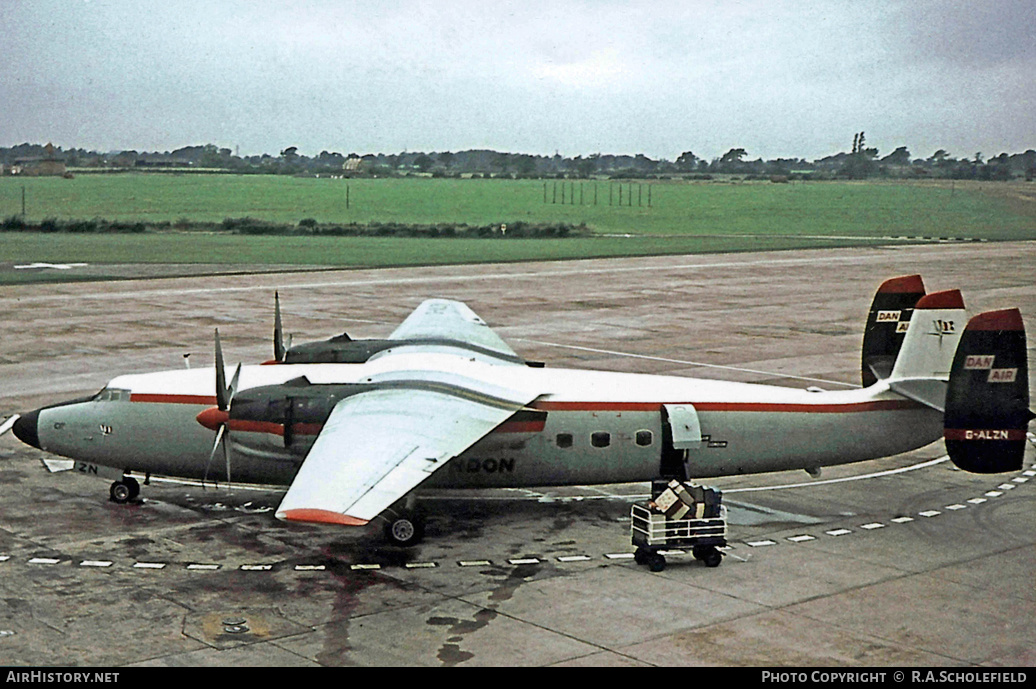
left=631, top=480, right=728, bottom=572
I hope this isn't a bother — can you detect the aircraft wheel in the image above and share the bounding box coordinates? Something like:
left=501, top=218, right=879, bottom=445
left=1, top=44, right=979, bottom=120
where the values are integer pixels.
left=384, top=511, right=425, bottom=547
left=109, top=477, right=140, bottom=504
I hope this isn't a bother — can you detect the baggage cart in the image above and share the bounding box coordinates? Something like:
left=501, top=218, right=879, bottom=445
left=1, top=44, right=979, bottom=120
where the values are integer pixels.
left=630, top=499, right=727, bottom=572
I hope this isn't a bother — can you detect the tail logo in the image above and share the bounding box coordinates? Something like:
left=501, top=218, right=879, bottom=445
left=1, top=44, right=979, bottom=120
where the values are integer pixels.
left=964, top=355, right=995, bottom=370
left=988, top=368, right=1018, bottom=383
left=876, top=310, right=901, bottom=322
left=929, top=319, right=956, bottom=341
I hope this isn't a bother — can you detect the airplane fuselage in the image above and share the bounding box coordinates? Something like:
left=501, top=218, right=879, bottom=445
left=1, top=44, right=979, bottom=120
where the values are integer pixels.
left=26, top=351, right=942, bottom=490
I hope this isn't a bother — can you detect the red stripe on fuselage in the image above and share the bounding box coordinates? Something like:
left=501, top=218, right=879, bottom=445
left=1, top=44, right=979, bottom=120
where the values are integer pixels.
left=131, top=392, right=919, bottom=415
left=131, top=393, right=218, bottom=405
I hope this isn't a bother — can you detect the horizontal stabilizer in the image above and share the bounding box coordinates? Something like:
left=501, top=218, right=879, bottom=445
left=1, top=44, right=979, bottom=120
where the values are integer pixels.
left=944, top=308, right=1031, bottom=474
left=888, top=379, right=947, bottom=412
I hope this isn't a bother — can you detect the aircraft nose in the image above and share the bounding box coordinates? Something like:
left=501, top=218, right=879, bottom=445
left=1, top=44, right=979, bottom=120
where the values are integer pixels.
left=12, top=410, right=40, bottom=449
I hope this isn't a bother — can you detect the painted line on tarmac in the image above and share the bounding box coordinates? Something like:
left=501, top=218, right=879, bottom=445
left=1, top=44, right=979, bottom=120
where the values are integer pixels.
left=518, top=339, right=860, bottom=389
left=2, top=460, right=1029, bottom=575
left=0, top=245, right=1000, bottom=305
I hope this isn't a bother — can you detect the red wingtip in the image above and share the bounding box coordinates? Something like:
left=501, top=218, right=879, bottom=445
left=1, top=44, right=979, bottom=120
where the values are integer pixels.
left=277, top=509, right=368, bottom=527
left=915, top=289, right=965, bottom=310
left=878, top=275, right=925, bottom=294
left=195, top=406, right=229, bottom=431
left=966, top=308, right=1024, bottom=332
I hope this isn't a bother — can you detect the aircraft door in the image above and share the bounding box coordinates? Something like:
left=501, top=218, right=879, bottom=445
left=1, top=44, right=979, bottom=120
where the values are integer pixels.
left=660, top=404, right=704, bottom=479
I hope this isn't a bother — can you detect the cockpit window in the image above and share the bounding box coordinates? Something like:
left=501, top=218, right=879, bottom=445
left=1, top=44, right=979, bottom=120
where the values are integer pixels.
left=94, top=387, right=131, bottom=402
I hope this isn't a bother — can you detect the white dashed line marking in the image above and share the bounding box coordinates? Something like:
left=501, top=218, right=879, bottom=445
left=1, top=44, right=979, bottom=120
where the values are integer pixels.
left=3, top=465, right=1028, bottom=575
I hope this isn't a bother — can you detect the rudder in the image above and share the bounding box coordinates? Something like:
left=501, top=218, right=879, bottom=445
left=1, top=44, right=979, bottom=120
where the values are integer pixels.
left=862, top=275, right=926, bottom=386
left=944, top=308, right=1033, bottom=473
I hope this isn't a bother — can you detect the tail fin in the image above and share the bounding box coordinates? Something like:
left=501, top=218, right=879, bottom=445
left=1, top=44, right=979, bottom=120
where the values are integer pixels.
left=862, top=275, right=927, bottom=386
left=944, top=308, right=1033, bottom=473
left=888, top=289, right=967, bottom=382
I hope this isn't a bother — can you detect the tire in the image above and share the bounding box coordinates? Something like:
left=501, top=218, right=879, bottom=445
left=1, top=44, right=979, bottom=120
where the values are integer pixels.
left=703, top=548, right=722, bottom=568
left=383, top=512, right=425, bottom=547
left=109, top=477, right=140, bottom=504
left=648, top=553, right=666, bottom=572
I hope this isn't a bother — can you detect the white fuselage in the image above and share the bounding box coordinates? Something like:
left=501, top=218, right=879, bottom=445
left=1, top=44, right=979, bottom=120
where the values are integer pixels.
left=31, top=351, right=942, bottom=490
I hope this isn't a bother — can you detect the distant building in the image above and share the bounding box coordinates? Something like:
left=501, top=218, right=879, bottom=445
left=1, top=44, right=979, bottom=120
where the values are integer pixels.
left=343, top=156, right=365, bottom=172
left=13, top=143, right=67, bottom=176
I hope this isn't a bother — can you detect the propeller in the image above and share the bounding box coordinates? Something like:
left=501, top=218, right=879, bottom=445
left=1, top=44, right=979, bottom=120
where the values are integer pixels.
left=203, top=329, right=241, bottom=491
left=0, top=414, right=20, bottom=437
left=273, top=291, right=292, bottom=362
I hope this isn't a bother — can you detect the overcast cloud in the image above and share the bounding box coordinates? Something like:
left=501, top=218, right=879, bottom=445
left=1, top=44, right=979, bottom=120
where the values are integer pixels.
left=1, top=0, right=1032, bottom=161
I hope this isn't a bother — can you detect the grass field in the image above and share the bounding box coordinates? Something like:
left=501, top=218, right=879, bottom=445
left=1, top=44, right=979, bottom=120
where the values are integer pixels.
left=1, top=175, right=1033, bottom=284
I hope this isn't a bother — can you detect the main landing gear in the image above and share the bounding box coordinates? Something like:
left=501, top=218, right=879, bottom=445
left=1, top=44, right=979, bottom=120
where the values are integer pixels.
left=383, top=509, right=426, bottom=547
left=109, top=476, right=140, bottom=504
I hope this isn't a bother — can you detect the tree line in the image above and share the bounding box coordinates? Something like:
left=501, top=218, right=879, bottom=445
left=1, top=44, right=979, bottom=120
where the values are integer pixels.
left=2, top=139, right=1033, bottom=181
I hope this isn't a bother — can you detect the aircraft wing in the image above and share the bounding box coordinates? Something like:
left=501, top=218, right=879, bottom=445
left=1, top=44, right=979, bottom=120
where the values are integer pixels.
left=275, top=370, right=538, bottom=526
left=387, top=299, right=523, bottom=363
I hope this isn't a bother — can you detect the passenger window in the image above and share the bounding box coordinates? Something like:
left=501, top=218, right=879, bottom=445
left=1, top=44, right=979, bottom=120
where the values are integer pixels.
left=636, top=430, right=653, bottom=446
left=556, top=433, right=573, bottom=449
left=591, top=432, right=611, bottom=448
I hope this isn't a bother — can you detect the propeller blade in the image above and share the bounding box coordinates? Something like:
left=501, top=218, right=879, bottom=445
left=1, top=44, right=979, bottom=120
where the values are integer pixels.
left=203, top=423, right=226, bottom=489
left=214, top=329, right=229, bottom=411
left=274, top=291, right=286, bottom=361
left=0, top=414, right=20, bottom=436
left=228, top=363, right=242, bottom=407
left=224, top=427, right=234, bottom=494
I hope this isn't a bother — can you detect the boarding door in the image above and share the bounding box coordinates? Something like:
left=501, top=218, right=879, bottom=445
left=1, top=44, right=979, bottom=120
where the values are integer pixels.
left=660, top=404, right=704, bottom=480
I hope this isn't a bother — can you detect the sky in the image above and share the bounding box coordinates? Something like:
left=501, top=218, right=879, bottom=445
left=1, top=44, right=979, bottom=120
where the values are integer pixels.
left=2, top=0, right=1033, bottom=162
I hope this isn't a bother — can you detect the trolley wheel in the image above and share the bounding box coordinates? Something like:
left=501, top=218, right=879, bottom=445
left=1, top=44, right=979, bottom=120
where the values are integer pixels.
left=647, top=553, right=666, bottom=572
left=694, top=545, right=722, bottom=568
left=634, top=547, right=649, bottom=565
